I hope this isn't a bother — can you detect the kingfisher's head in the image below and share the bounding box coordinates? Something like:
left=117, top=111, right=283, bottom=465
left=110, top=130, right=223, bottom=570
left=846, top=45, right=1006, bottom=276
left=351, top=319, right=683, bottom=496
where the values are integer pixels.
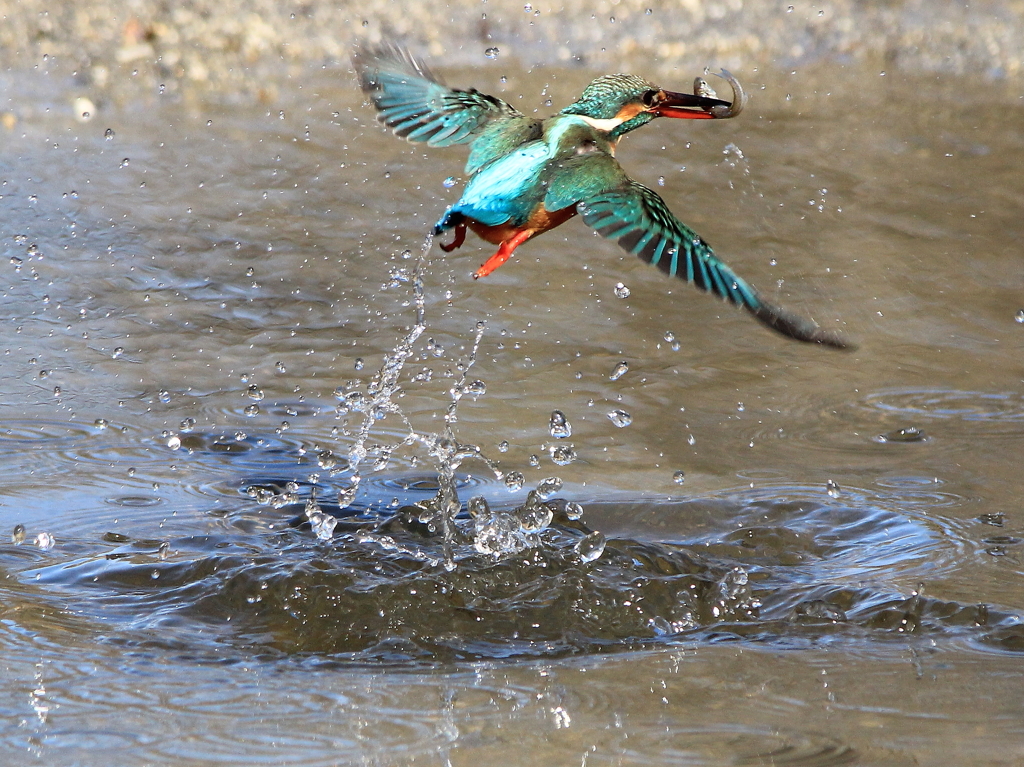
left=561, top=72, right=743, bottom=139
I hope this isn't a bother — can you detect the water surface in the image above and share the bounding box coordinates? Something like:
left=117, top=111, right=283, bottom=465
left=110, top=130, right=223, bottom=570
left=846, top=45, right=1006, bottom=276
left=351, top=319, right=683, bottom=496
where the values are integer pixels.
left=1, top=54, right=1023, bottom=765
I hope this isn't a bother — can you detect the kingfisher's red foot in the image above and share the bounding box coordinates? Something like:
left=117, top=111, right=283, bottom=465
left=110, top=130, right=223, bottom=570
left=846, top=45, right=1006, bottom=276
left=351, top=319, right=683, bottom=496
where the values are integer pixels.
left=473, top=229, right=533, bottom=279
left=440, top=223, right=467, bottom=253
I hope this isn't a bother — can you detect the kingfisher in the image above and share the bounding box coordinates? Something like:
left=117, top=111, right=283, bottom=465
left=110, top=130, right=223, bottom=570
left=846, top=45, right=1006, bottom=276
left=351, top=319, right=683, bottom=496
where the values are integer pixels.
left=354, top=41, right=849, bottom=348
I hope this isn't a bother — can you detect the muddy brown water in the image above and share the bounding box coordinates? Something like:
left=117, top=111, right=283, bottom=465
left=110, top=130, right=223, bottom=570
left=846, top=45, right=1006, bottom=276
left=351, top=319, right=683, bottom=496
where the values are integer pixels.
left=1, top=54, right=1023, bottom=766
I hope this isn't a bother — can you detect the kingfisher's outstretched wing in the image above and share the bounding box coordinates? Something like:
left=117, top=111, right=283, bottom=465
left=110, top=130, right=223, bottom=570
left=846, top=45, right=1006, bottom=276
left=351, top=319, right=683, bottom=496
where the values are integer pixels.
left=353, top=41, right=540, bottom=170
left=544, top=156, right=851, bottom=348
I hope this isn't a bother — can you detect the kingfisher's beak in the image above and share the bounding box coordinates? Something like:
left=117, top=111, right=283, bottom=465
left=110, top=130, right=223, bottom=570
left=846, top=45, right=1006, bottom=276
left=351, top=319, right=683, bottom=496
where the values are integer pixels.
left=653, top=70, right=746, bottom=119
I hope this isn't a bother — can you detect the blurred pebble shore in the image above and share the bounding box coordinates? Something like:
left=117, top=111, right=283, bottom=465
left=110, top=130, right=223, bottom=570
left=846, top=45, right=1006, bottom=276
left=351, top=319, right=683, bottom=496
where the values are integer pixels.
left=2, top=0, right=1023, bottom=103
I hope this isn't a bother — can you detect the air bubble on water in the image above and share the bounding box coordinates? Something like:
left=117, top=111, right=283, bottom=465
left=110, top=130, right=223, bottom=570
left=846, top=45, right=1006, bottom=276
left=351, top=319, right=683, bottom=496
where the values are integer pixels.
left=35, top=532, right=55, bottom=550
left=94, top=418, right=109, bottom=430
left=523, top=3, right=532, bottom=10
left=575, top=530, right=606, bottom=562
left=12, top=524, right=25, bottom=545
left=504, top=471, right=525, bottom=491
left=826, top=479, right=841, bottom=498
left=549, top=410, right=572, bottom=438
left=607, top=409, right=632, bottom=427
left=535, top=476, right=563, bottom=499
left=244, top=404, right=260, bottom=417
left=877, top=426, right=927, bottom=443
left=497, top=440, right=509, bottom=453
left=609, top=361, right=628, bottom=381
left=673, top=470, right=686, bottom=485
left=485, top=47, right=500, bottom=60
left=550, top=444, right=576, bottom=465
left=1015, top=309, right=1024, bottom=323
left=564, top=501, right=584, bottom=520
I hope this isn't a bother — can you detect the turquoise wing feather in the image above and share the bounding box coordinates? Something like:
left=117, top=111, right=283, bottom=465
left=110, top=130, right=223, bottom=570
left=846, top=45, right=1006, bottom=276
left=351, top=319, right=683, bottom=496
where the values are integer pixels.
left=545, top=155, right=850, bottom=347
left=353, top=41, right=530, bottom=155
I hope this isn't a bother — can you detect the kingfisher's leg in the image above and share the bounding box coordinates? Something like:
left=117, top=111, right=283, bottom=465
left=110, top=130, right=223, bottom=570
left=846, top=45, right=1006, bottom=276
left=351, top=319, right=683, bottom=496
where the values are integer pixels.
left=473, top=229, right=533, bottom=279
left=439, top=223, right=466, bottom=253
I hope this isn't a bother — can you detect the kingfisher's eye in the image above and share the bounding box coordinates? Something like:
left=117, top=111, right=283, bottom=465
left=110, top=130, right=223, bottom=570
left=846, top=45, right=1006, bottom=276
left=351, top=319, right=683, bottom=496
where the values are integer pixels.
left=641, top=90, right=659, bottom=107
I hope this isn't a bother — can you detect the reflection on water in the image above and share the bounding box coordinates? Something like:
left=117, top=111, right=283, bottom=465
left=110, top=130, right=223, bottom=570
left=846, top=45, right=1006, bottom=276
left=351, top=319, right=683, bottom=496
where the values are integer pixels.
left=1, top=49, right=1024, bottom=766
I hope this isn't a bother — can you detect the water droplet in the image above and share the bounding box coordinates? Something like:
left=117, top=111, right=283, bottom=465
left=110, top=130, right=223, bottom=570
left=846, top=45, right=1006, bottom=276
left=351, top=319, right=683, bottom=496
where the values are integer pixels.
left=120, top=158, right=130, bottom=168
left=467, top=496, right=490, bottom=519
left=575, top=530, right=606, bottom=562
left=565, top=501, right=584, bottom=520
left=12, top=524, right=26, bottom=544
left=497, top=440, right=509, bottom=453
left=609, top=361, right=629, bottom=381
left=1015, top=309, right=1024, bottom=323
left=657, top=176, right=665, bottom=186
left=52, top=386, right=62, bottom=397
left=826, top=479, right=841, bottom=498
left=645, top=7, right=653, bottom=13
left=484, top=47, right=500, bottom=60
left=673, top=470, right=686, bottom=485
left=166, top=434, right=181, bottom=450
left=523, top=3, right=532, bottom=11
left=528, top=454, right=540, bottom=467
left=550, top=444, right=576, bottom=465
left=463, top=379, right=487, bottom=397
left=607, top=409, right=632, bottom=428
left=687, top=433, right=696, bottom=446
left=536, top=476, right=563, bottom=499
left=158, top=541, right=169, bottom=560
left=737, top=402, right=745, bottom=412
left=549, top=410, right=572, bottom=438
left=246, top=384, right=265, bottom=401
left=442, top=176, right=458, bottom=188
left=337, top=485, right=356, bottom=509
left=158, top=390, right=171, bottom=404
left=104, top=128, right=115, bottom=140
left=787, top=4, right=793, bottom=10
left=504, top=471, right=525, bottom=491
left=818, top=9, right=824, bottom=15
left=35, top=531, right=55, bottom=550
left=613, top=282, right=630, bottom=299
left=519, top=502, right=553, bottom=532
left=244, top=404, right=260, bottom=417
left=111, top=347, right=124, bottom=359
